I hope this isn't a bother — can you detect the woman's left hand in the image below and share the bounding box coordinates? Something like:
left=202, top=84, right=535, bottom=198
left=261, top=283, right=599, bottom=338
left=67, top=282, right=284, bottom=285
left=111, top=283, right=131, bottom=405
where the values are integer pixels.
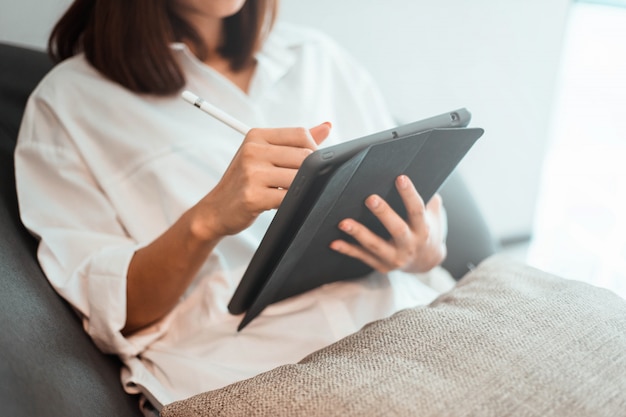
left=330, top=175, right=447, bottom=274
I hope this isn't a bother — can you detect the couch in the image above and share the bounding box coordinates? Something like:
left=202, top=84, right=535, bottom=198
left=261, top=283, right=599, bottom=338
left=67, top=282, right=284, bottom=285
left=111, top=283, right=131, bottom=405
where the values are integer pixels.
left=4, top=42, right=625, bottom=417
left=0, top=44, right=145, bottom=417
left=0, top=42, right=498, bottom=416
left=162, top=257, right=626, bottom=417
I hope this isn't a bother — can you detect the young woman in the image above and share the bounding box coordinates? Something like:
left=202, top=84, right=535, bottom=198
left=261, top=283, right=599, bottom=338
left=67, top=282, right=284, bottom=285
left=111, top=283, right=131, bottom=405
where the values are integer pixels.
left=15, top=0, right=449, bottom=410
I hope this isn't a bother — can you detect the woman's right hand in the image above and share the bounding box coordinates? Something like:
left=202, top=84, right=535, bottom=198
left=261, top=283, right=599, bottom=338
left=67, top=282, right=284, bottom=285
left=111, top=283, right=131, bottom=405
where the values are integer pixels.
left=124, top=123, right=330, bottom=334
left=192, top=122, right=332, bottom=239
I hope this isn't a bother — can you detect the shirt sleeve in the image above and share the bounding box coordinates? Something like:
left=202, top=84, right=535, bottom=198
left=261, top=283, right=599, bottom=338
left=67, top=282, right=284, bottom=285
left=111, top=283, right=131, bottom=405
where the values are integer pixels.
left=15, top=91, right=148, bottom=358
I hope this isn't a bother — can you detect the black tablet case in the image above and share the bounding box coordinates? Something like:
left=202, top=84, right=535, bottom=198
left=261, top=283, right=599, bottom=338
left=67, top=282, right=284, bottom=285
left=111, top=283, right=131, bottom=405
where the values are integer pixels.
left=237, top=126, right=484, bottom=330
left=229, top=110, right=474, bottom=318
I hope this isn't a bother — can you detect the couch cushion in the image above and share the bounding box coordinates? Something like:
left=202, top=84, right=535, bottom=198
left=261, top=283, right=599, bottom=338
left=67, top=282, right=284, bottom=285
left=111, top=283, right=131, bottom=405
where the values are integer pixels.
left=161, top=257, right=626, bottom=417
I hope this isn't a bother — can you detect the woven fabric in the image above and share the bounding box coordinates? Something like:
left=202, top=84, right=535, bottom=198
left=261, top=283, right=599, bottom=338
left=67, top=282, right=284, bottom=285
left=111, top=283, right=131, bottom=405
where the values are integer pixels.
left=161, top=257, right=626, bottom=417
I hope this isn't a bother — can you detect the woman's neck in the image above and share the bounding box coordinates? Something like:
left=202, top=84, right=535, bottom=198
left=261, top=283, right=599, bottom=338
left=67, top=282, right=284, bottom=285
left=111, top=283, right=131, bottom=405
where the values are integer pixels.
left=185, top=15, right=256, bottom=94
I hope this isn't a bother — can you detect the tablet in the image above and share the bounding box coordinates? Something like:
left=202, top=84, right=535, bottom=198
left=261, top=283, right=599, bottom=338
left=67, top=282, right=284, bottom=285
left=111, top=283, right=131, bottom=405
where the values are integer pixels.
left=229, top=109, right=483, bottom=330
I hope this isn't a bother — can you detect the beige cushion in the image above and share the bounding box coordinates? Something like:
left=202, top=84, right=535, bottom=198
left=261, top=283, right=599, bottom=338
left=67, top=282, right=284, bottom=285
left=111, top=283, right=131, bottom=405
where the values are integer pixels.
left=161, top=257, right=626, bottom=417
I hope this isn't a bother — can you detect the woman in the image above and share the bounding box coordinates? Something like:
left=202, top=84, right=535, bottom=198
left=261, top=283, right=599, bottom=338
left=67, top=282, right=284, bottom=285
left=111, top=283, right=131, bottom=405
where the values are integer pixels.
left=15, top=0, right=449, bottom=410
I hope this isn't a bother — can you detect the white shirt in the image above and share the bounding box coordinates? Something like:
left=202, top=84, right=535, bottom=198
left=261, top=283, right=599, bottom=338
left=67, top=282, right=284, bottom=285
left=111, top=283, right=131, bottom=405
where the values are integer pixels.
left=15, top=23, right=445, bottom=408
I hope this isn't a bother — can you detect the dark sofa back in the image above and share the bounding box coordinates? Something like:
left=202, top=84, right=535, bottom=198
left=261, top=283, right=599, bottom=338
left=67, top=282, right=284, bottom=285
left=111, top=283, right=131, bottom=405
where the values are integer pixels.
left=0, top=43, right=143, bottom=417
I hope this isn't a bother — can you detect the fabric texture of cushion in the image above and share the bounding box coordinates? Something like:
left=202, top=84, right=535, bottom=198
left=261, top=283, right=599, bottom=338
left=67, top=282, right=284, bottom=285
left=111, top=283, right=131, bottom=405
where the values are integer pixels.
left=161, top=257, right=626, bottom=417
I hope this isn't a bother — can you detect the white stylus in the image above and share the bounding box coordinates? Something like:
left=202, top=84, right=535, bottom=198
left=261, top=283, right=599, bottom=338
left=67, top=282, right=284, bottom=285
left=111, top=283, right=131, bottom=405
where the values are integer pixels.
left=181, top=90, right=251, bottom=135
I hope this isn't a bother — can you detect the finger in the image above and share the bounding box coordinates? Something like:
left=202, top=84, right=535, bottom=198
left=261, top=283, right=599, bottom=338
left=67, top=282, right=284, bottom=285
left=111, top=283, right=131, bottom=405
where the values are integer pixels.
left=229, top=180, right=287, bottom=215
left=395, top=175, right=426, bottom=233
left=426, top=193, right=443, bottom=213
left=309, top=121, right=332, bottom=146
left=337, top=218, right=398, bottom=266
left=329, top=239, right=393, bottom=273
left=264, top=144, right=315, bottom=169
left=429, top=193, right=448, bottom=242
left=246, top=127, right=319, bottom=151
left=258, top=166, right=299, bottom=190
left=363, top=194, right=413, bottom=247
left=425, top=193, right=447, bottom=244
left=258, top=187, right=288, bottom=211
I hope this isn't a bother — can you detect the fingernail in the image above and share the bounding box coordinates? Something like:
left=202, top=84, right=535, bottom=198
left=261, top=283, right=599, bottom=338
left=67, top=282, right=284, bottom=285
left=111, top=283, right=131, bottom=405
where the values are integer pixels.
left=397, top=175, right=409, bottom=189
left=339, top=221, right=352, bottom=232
left=323, top=121, right=333, bottom=128
left=366, top=195, right=380, bottom=209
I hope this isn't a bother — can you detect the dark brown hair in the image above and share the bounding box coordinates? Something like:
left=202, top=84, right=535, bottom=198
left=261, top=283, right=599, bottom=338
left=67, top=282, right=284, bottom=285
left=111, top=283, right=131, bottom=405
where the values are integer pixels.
left=49, top=0, right=278, bottom=95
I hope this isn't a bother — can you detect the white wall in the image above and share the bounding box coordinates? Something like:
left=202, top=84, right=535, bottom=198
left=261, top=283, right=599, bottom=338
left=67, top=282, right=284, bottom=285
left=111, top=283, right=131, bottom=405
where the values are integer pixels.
left=0, top=0, right=570, bottom=242
left=0, top=0, right=70, bottom=48
left=528, top=3, right=626, bottom=298
left=279, top=0, right=570, bottom=241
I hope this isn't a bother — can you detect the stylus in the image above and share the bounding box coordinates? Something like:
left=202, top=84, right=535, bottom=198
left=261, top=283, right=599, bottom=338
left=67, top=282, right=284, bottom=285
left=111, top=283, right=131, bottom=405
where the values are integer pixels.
left=181, top=90, right=251, bottom=135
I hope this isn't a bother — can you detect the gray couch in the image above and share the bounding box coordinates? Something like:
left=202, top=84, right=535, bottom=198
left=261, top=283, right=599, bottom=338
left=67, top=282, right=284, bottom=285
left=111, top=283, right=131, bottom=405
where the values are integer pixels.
left=0, top=42, right=498, bottom=416
left=0, top=44, right=145, bottom=417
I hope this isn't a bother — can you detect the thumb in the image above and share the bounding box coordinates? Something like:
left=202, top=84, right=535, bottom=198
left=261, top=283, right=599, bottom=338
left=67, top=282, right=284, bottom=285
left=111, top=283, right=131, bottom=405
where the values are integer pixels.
left=309, top=121, right=332, bottom=146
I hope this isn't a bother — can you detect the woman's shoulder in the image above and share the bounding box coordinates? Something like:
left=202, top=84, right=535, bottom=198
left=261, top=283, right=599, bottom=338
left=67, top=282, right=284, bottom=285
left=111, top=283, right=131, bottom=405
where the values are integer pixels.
left=264, top=21, right=373, bottom=84
left=31, top=54, right=114, bottom=104
left=267, top=22, right=347, bottom=57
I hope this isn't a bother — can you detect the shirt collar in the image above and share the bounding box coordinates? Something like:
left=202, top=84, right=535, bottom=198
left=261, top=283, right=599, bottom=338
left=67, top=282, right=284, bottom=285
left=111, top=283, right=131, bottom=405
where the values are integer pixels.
left=254, top=26, right=298, bottom=86
left=169, top=24, right=298, bottom=88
